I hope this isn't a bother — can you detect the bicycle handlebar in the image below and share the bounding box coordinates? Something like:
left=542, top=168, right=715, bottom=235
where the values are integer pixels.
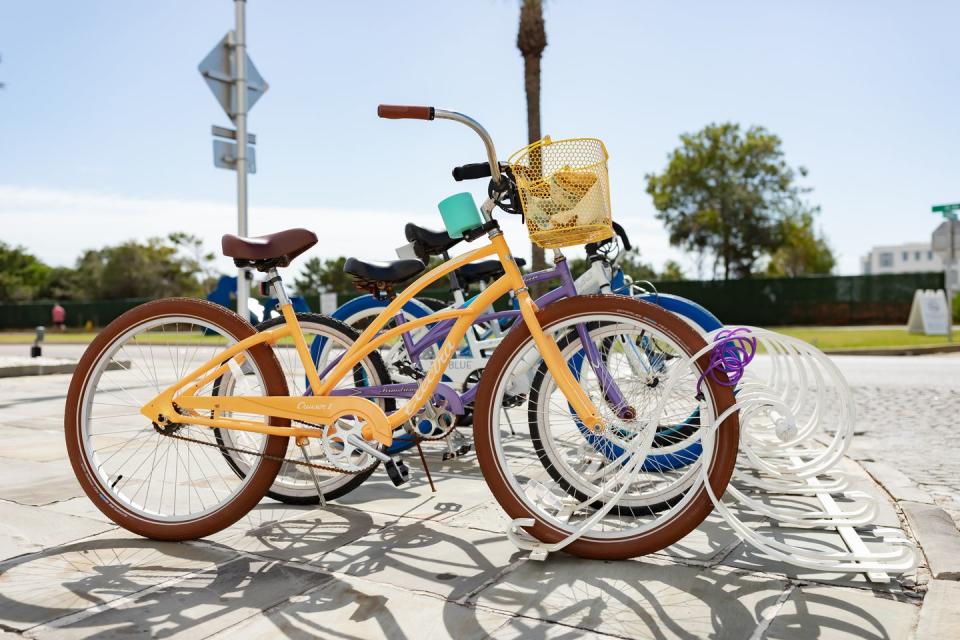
left=585, top=221, right=632, bottom=258
left=378, top=104, right=504, bottom=190
left=377, top=104, right=435, bottom=120
left=612, top=221, right=631, bottom=251
left=452, top=162, right=492, bottom=182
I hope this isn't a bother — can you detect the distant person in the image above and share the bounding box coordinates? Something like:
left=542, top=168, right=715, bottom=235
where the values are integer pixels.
left=51, top=302, right=66, bottom=331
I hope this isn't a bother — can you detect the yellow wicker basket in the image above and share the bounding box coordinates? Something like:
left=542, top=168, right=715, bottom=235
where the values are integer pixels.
left=507, top=136, right=613, bottom=249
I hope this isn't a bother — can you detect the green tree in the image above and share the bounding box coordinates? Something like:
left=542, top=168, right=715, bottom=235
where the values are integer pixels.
left=659, top=260, right=686, bottom=281
left=294, top=256, right=354, bottom=296
left=0, top=235, right=219, bottom=302
left=765, top=209, right=836, bottom=277
left=71, top=248, right=107, bottom=300
left=619, top=250, right=658, bottom=283
left=0, top=242, right=51, bottom=302
left=518, top=0, right=549, bottom=294
left=168, top=232, right=219, bottom=291
left=75, top=237, right=212, bottom=299
left=565, top=256, right=591, bottom=279
left=41, top=266, right=88, bottom=301
left=646, top=123, right=814, bottom=280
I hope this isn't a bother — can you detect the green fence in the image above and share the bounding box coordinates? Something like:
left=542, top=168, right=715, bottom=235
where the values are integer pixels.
left=0, top=272, right=944, bottom=330
left=648, top=271, right=945, bottom=326
left=0, top=288, right=455, bottom=330
left=0, top=298, right=154, bottom=330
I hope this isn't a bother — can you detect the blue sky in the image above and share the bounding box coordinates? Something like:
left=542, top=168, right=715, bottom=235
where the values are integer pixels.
left=1, top=0, right=957, bottom=276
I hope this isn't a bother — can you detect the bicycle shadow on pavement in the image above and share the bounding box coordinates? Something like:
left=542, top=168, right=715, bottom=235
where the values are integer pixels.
left=471, top=553, right=907, bottom=640
left=0, top=508, right=912, bottom=639
left=0, top=497, right=916, bottom=639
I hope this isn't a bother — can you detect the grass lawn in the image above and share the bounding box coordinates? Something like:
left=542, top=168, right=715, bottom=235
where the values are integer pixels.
left=772, top=326, right=960, bottom=351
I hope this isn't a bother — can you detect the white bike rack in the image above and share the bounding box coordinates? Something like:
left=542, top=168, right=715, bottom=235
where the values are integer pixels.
left=507, top=327, right=917, bottom=581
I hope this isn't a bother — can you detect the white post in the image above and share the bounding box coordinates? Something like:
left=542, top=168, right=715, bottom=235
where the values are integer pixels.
left=234, top=0, right=249, bottom=321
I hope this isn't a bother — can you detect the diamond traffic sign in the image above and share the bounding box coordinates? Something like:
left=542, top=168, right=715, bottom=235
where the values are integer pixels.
left=932, top=220, right=960, bottom=261
left=198, top=32, right=269, bottom=121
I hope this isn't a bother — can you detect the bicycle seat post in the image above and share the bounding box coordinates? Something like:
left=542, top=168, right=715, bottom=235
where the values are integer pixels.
left=263, top=267, right=289, bottom=307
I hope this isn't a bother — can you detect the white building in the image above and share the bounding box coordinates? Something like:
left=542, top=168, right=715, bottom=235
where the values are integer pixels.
left=861, top=242, right=943, bottom=275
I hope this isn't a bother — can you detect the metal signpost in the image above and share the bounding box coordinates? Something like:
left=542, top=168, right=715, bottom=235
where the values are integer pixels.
left=198, top=0, right=269, bottom=321
left=931, top=203, right=960, bottom=342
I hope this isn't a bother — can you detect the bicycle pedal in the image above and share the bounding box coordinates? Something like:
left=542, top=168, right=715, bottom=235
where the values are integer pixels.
left=384, top=458, right=410, bottom=487
left=442, top=444, right=472, bottom=462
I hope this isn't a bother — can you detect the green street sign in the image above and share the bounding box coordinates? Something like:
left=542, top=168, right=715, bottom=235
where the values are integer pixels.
left=932, top=203, right=960, bottom=213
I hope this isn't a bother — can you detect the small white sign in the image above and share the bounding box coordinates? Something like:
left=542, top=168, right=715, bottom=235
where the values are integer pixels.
left=906, top=289, right=950, bottom=335
left=395, top=242, right=420, bottom=261
left=320, top=292, right=338, bottom=316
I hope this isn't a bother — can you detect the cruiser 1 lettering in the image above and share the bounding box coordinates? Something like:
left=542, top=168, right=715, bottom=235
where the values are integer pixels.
left=297, top=401, right=331, bottom=411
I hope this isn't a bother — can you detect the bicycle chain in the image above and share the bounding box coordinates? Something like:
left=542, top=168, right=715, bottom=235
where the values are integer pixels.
left=415, top=425, right=456, bottom=442
left=161, top=399, right=460, bottom=469
left=156, top=420, right=376, bottom=475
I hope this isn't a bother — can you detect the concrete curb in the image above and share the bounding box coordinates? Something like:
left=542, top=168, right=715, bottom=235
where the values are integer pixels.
left=901, top=501, right=960, bottom=581
left=0, top=360, right=127, bottom=379
left=915, top=580, right=960, bottom=637
left=0, top=362, right=77, bottom=378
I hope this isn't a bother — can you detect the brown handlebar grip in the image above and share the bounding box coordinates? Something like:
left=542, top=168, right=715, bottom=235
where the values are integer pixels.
left=377, top=104, right=435, bottom=120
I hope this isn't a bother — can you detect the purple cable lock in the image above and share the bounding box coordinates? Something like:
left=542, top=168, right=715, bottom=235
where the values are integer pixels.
left=696, top=327, right=757, bottom=394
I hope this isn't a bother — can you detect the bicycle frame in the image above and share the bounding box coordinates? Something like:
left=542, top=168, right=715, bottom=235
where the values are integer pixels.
left=139, top=231, right=604, bottom=447
left=383, top=234, right=624, bottom=385
left=395, top=256, right=628, bottom=409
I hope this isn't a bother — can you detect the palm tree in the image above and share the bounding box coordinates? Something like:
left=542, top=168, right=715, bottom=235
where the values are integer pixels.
left=517, top=0, right=548, bottom=292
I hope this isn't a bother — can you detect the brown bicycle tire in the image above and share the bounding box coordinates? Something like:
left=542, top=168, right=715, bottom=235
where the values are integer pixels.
left=64, top=297, right=289, bottom=541
left=472, top=295, right=739, bottom=560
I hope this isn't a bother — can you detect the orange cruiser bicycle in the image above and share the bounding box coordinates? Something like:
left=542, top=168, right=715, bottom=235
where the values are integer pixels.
left=64, top=106, right=739, bottom=559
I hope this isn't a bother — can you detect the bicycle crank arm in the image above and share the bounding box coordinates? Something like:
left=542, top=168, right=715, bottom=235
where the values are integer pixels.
left=345, top=433, right=411, bottom=488
left=345, top=433, right=392, bottom=463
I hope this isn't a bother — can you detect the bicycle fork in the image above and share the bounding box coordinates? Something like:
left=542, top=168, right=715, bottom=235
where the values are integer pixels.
left=491, top=234, right=605, bottom=433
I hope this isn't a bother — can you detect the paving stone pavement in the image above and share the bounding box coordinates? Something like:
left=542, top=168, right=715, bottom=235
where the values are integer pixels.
left=830, top=355, right=960, bottom=528
left=0, top=351, right=956, bottom=639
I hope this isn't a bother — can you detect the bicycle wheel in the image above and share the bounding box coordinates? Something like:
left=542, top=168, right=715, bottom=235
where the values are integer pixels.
left=64, top=298, right=289, bottom=540
left=473, top=295, right=738, bottom=560
left=527, top=322, right=706, bottom=517
left=215, top=313, right=391, bottom=504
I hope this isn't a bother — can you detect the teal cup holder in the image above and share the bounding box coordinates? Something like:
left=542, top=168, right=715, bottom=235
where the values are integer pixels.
left=438, top=192, right=483, bottom=238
